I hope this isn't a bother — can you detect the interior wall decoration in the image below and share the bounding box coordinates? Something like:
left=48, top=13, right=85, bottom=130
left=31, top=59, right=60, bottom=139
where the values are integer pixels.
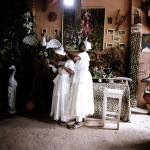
left=106, top=43, right=113, bottom=49
left=48, top=0, right=59, bottom=7
left=48, top=11, right=57, bottom=22
left=106, top=29, right=114, bottom=35
left=107, top=17, right=113, bottom=24
left=62, top=8, right=76, bottom=49
left=62, top=7, right=105, bottom=51
left=133, top=8, right=142, bottom=25
left=80, top=8, right=105, bottom=51
left=118, top=29, right=126, bottom=36
left=115, top=9, right=129, bottom=31
left=129, top=32, right=141, bottom=107
left=119, top=43, right=126, bottom=49
left=113, top=35, right=120, bottom=42
left=141, top=34, right=150, bottom=52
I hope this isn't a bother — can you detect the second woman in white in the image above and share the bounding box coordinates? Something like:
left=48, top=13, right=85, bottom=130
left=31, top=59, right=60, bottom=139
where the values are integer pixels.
left=65, top=42, right=94, bottom=129
left=50, top=46, right=75, bottom=125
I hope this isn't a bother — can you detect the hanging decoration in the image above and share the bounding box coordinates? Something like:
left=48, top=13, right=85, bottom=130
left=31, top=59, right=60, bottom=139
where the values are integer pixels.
left=48, top=11, right=57, bottom=22
left=81, top=9, right=105, bottom=50
left=115, top=9, right=129, bottom=31
left=129, top=32, right=141, bottom=107
left=81, top=10, right=92, bottom=39
left=134, top=9, right=142, bottom=25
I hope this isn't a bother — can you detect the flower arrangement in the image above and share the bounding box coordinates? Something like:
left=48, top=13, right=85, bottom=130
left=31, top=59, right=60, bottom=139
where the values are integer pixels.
left=89, top=46, right=126, bottom=77
left=22, top=12, right=35, bottom=34
left=81, top=9, right=104, bottom=50
left=0, top=10, right=36, bottom=69
left=81, top=11, right=92, bottom=39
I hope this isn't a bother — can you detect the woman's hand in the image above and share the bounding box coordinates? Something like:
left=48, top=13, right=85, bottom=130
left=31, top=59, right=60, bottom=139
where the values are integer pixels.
left=57, top=65, right=64, bottom=68
left=64, top=46, right=68, bottom=52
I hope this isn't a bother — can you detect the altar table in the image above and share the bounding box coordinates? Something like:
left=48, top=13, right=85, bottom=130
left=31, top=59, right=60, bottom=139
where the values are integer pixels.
left=88, top=83, right=131, bottom=122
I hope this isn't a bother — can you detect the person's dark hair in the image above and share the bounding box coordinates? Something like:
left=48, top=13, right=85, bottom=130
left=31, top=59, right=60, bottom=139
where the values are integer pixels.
left=78, top=41, right=85, bottom=50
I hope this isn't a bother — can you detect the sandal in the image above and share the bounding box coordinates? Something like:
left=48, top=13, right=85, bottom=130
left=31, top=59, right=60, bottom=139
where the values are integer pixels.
left=68, top=123, right=82, bottom=130
left=59, top=121, right=67, bottom=126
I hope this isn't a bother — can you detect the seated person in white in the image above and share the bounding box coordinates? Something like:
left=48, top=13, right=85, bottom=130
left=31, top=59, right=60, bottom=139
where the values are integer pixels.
left=50, top=46, right=75, bottom=125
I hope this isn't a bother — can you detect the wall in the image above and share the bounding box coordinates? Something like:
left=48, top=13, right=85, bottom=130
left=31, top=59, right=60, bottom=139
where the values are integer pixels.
left=34, top=0, right=150, bottom=107
left=82, top=0, right=130, bottom=49
left=34, top=0, right=130, bottom=49
left=34, top=0, right=62, bottom=41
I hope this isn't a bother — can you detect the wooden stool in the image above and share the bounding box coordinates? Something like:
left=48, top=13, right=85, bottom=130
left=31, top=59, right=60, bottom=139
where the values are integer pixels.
left=103, top=88, right=123, bottom=130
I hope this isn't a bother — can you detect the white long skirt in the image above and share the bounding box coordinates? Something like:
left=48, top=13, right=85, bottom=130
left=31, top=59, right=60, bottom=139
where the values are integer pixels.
left=66, top=69, right=94, bottom=118
left=50, top=74, right=70, bottom=122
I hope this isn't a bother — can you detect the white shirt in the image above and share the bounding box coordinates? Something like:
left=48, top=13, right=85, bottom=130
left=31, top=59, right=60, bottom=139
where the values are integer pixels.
left=75, top=52, right=90, bottom=71
left=142, top=47, right=150, bottom=52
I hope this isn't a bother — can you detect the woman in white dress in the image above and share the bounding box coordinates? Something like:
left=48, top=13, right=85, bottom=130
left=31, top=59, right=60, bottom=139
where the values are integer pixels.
left=50, top=46, right=75, bottom=125
left=65, top=42, right=94, bottom=129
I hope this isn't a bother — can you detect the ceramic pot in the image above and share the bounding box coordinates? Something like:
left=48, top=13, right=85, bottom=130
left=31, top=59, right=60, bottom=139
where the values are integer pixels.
left=25, top=101, right=35, bottom=111
left=143, top=92, right=150, bottom=104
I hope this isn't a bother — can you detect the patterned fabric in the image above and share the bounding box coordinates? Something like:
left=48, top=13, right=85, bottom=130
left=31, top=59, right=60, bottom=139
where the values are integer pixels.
left=88, top=83, right=131, bottom=122
left=130, top=32, right=140, bottom=107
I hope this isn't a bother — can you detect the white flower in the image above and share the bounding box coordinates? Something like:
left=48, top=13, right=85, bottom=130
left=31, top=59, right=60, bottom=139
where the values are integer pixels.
left=22, top=11, right=34, bottom=35
left=26, top=12, right=31, bottom=17
left=28, top=22, right=33, bottom=27
left=27, top=30, right=31, bottom=34
left=23, top=23, right=26, bottom=28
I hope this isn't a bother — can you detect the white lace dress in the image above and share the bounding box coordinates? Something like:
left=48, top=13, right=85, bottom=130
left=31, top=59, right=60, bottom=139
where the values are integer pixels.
left=50, top=59, right=75, bottom=122
left=66, top=52, right=94, bottom=118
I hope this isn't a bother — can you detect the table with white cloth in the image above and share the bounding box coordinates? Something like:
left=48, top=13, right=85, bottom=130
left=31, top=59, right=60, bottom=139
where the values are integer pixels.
left=88, top=82, right=131, bottom=122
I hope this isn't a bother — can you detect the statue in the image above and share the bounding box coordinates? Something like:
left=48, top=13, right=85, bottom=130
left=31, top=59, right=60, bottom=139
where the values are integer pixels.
left=7, top=65, right=18, bottom=114
left=83, top=37, right=92, bottom=51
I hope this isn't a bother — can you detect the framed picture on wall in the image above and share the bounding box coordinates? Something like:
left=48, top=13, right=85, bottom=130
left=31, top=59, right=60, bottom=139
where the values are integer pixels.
left=113, top=35, right=120, bottom=42
left=142, top=34, right=150, bottom=52
left=53, top=28, right=59, bottom=36
left=106, top=43, right=113, bottom=49
left=119, top=43, right=126, bottom=49
left=118, top=29, right=126, bottom=36
left=106, top=29, right=114, bottom=35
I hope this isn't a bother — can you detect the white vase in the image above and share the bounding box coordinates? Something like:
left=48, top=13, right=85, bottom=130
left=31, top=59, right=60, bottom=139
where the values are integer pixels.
left=40, top=35, right=47, bottom=47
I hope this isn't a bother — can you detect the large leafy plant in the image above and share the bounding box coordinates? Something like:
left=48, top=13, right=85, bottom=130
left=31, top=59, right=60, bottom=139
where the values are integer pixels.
left=0, top=6, right=36, bottom=69
left=89, top=46, right=126, bottom=77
